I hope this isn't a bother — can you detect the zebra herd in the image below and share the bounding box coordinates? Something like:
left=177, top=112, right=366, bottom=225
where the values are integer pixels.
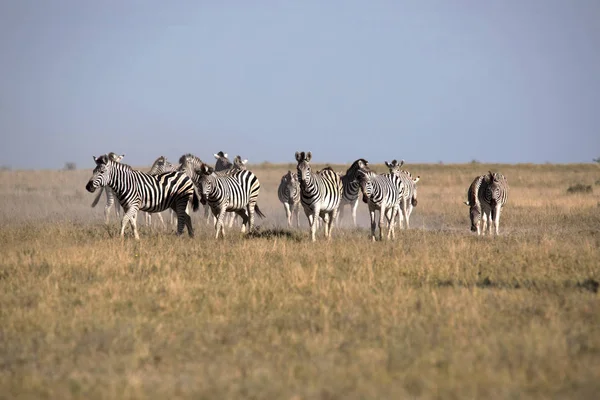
left=86, top=151, right=509, bottom=240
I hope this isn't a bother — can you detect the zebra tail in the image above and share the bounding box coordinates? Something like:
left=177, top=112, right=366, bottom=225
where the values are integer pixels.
left=255, top=204, right=266, bottom=219
left=191, top=188, right=200, bottom=212
left=90, top=187, right=105, bottom=208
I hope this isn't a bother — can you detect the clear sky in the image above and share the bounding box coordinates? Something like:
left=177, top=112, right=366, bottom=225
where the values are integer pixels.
left=1, top=0, right=599, bottom=170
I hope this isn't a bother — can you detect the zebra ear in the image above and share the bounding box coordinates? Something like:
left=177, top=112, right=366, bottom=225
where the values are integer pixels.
left=242, top=159, right=248, bottom=165
left=213, top=154, right=219, bottom=159
left=306, top=152, right=312, bottom=162
left=400, top=160, right=405, bottom=168
left=224, top=153, right=228, bottom=159
left=385, top=161, right=392, bottom=168
left=295, top=152, right=303, bottom=162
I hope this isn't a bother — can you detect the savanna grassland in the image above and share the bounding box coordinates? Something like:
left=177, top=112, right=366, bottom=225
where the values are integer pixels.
left=0, top=162, right=599, bottom=399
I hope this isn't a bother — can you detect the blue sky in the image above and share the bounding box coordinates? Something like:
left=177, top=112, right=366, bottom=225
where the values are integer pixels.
left=1, top=0, right=599, bottom=169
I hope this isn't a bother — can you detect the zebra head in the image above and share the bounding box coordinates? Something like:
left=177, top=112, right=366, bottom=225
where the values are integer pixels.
left=346, top=158, right=370, bottom=180
left=384, top=159, right=405, bottom=176
left=178, top=153, right=204, bottom=181
left=86, top=155, right=113, bottom=193
left=148, top=156, right=173, bottom=175
left=295, top=151, right=313, bottom=186
left=232, top=155, right=248, bottom=172
left=214, top=151, right=233, bottom=172
left=195, top=163, right=216, bottom=203
left=284, top=170, right=299, bottom=194
left=356, top=169, right=373, bottom=203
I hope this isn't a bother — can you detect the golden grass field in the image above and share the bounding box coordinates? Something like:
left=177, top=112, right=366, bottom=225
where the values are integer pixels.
left=1, top=161, right=599, bottom=399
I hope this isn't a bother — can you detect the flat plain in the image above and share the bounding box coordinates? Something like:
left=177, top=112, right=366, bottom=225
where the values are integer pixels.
left=0, top=162, right=599, bottom=399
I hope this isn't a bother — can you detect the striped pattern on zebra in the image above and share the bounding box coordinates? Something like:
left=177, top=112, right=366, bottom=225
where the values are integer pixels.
left=385, top=159, right=420, bottom=229
left=90, top=152, right=125, bottom=224
left=214, top=151, right=233, bottom=172
left=464, top=171, right=509, bottom=235
left=278, top=170, right=301, bottom=228
left=295, top=151, right=343, bottom=241
left=338, top=158, right=371, bottom=227
left=146, top=156, right=178, bottom=228
left=178, top=153, right=214, bottom=224
left=86, top=154, right=200, bottom=239
left=356, top=169, right=404, bottom=241
left=195, top=163, right=266, bottom=238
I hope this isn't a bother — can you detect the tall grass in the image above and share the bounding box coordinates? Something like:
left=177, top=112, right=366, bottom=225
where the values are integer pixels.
left=0, top=162, right=598, bottom=399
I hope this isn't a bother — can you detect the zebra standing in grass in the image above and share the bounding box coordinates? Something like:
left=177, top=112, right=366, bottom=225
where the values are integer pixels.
left=178, top=153, right=213, bottom=224
left=464, top=171, right=509, bottom=235
left=295, top=151, right=343, bottom=241
left=385, top=159, right=420, bottom=229
left=90, top=152, right=125, bottom=223
left=338, top=158, right=371, bottom=227
left=86, top=155, right=199, bottom=239
left=356, top=168, right=404, bottom=241
left=195, top=163, right=266, bottom=238
left=278, top=170, right=301, bottom=228
left=145, top=156, right=178, bottom=228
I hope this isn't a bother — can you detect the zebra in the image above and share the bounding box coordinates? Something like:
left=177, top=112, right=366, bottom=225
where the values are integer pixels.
left=178, top=153, right=214, bottom=224
left=338, top=158, right=371, bottom=227
left=90, top=152, right=125, bottom=223
left=464, top=171, right=509, bottom=235
left=194, top=163, right=266, bottom=239
left=295, top=151, right=343, bottom=242
left=214, top=151, right=233, bottom=172
left=86, top=154, right=200, bottom=239
left=356, top=168, right=404, bottom=241
left=385, top=159, right=420, bottom=229
left=145, top=156, right=178, bottom=228
left=278, top=170, right=301, bottom=228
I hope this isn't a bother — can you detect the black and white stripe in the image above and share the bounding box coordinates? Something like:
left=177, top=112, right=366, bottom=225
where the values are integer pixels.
left=385, top=159, right=420, bottom=229
left=90, top=152, right=125, bottom=223
left=213, top=151, right=233, bottom=172
left=338, top=158, right=370, bottom=227
left=194, top=163, right=265, bottom=238
left=295, top=151, right=343, bottom=241
left=278, top=170, right=301, bottom=228
left=145, top=156, right=178, bottom=227
left=464, top=171, right=509, bottom=235
left=86, top=155, right=199, bottom=239
left=357, top=169, right=404, bottom=241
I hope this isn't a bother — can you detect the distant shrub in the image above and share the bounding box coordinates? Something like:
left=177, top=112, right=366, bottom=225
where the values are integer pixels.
left=64, top=162, right=77, bottom=171
left=0, top=165, right=11, bottom=171
left=566, top=184, right=592, bottom=194
left=470, top=159, right=480, bottom=164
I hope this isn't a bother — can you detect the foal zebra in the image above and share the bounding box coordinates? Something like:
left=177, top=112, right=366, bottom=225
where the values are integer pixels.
left=464, top=171, right=509, bottom=235
left=195, top=163, right=266, bottom=239
left=278, top=170, right=301, bottom=228
left=357, top=169, right=404, bottom=241
left=90, top=152, right=125, bottom=223
left=295, top=151, right=343, bottom=242
left=385, top=159, right=420, bottom=229
left=338, top=158, right=371, bottom=227
left=86, top=155, right=199, bottom=239
left=145, top=156, right=178, bottom=228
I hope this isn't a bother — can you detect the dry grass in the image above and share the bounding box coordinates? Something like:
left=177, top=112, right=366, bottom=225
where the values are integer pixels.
left=0, top=162, right=599, bottom=399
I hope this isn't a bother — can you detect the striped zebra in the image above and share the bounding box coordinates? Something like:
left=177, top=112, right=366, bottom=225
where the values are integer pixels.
left=356, top=169, right=404, bottom=241
left=338, top=159, right=371, bottom=227
left=464, top=171, right=509, bottom=235
left=385, top=159, right=420, bottom=229
left=214, top=151, right=233, bottom=172
left=145, top=156, right=177, bottom=228
left=278, top=170, right=301, bottom=228
left=195, top=163, right=266, bottom=238
left=86, top=154, right=200, bottom=239
left=90, top=152, right=125, bottom=223
left=178, top=153, right=214, bottom=224
left=295, top=151, right=343, bottom=241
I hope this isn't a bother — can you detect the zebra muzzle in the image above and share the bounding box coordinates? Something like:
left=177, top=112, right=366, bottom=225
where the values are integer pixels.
left=85, top=182, right=96, bottom=193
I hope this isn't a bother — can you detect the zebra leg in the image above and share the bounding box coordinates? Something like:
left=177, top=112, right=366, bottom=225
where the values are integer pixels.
left=322, top=212, right=330, bottom=239
left=204, top=204, right=212, bottom=225
left=492, top=206, right=501, bottom=235
left=236, top=209, right=250, bottom=233
left=405, top=203, right=412, bottom=229
left=369, top=209, right=377, bottom=241
left=283, top=203, right=292, bottom=227
left=385, top=207, right=396, bottom=240
left=307, top=212, right=318, bottom=242
left=105, top=190, right=115, bottom=224
left=214, top=209, right=227, bottom=239
left=175, top=200, right=194, bottom=237
left=378, top=207, right=386, bottom=241
left=121, top=206, right=140, bottom=240
left=350, top=198, right=359, bottom=227
left=156, top=212, right=166, bottom=229
left=247, top=202, right=257, bottom=232
left=480, top=213, right=487, bottom=236
left=295, top=207, right=300, bottom=228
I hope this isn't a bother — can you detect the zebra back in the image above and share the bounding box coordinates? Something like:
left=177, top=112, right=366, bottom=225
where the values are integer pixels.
left=357, top=169, right=403, bottom=209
